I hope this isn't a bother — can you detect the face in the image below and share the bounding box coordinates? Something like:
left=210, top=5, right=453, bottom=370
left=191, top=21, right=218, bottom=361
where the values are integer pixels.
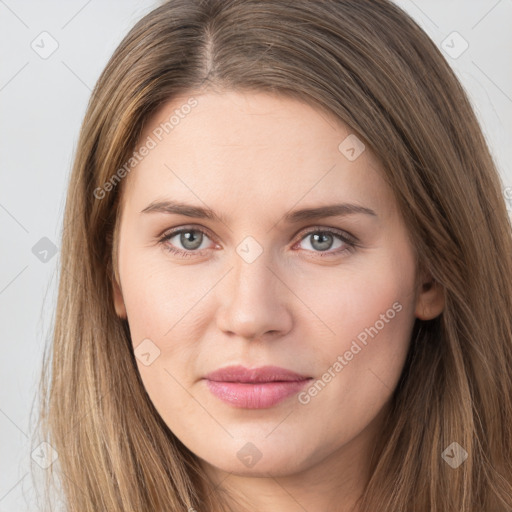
left=112, top=90, right=443, bottom=484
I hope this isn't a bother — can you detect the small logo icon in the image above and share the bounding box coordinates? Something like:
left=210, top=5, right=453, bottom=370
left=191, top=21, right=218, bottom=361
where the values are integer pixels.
left=441, top=441, right=468, bottom=468
left=441, top=31, right=469, bottom=59
left=31, top=31, right=59, bottom=59
left=134, top=338, right=161, bottom=366
left=31, top=441, right=58, bottom=469
left=338, top=134, right=365, bottom=161
left=32, top=237, right=58, bottom=263
left=236, top=236, right=263, bottom=264
left=237, top=442, right=263, bottom=468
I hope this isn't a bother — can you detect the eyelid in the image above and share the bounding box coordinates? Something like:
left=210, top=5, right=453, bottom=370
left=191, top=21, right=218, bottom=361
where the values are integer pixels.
left=292, top=225, right=359, bottom=246
left=158, top=223, right=360, bottom=255
left=159, top=224, right=357, bottom=242
left=159, top=223, right=218, bottom=243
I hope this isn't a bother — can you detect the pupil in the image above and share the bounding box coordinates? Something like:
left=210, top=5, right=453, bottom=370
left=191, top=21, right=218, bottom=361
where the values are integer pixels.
left=312, top=233, right=333, bottom=251
left=181, top=231, right=202, bottom=250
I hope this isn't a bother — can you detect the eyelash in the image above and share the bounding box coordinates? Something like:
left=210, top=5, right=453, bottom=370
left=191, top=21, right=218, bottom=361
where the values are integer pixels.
left=157, top=225, right=359, bottom=259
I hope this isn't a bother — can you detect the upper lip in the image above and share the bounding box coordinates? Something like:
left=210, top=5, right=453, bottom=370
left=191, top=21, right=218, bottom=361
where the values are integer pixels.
left=204, top=365, right=311, bottom=383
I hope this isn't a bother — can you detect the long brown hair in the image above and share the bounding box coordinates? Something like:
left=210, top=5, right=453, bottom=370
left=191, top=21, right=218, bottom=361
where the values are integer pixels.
left=35, top=0, right=512, bottom=510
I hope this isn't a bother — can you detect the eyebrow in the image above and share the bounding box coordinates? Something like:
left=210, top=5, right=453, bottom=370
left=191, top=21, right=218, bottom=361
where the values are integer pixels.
left=140, top=200, right=377, bottom=223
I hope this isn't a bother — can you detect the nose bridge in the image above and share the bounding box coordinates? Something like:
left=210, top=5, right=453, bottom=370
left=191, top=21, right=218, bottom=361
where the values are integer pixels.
left=215, top=245, right=292, bottom=340
left=232, top=248, right=275, bottom=302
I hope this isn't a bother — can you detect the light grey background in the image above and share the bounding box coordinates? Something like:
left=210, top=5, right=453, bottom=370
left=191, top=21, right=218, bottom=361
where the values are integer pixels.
left=1, top=1, right=511, bottom=510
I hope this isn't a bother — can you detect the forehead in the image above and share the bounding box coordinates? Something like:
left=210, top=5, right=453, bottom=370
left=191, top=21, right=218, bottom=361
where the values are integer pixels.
left=121, top=90, right=395, bottom=219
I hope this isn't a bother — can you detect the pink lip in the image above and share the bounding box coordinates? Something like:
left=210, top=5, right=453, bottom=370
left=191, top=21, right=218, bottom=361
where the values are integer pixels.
left=203, top=365, right=312, bottom=409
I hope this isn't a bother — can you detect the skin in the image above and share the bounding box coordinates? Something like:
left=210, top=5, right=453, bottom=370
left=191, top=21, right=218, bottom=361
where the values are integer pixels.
left=112, top=90, right=444, bottom=512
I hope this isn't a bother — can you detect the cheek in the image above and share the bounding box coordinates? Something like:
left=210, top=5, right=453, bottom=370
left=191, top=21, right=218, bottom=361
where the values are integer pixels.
left=293, top=247, right=417, bottom=436
left=119, top=252, right=216, bottom=395
left=296, top=248, right=416, bottom=347
left=121, top=252, right=205, bottom=344
left=120, top=261, right=206, bottom=422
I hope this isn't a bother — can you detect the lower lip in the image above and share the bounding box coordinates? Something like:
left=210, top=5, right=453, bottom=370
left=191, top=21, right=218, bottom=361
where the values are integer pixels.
left=204, top=379, right=312, bottom=409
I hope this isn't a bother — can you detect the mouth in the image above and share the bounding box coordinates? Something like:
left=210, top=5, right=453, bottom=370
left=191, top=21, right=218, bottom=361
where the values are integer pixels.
left=203, top=365, right=313, bottom=409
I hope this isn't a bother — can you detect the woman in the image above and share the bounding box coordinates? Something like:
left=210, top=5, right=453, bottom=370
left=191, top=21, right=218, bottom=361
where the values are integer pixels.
left=36, top=0, right=512, bottom=510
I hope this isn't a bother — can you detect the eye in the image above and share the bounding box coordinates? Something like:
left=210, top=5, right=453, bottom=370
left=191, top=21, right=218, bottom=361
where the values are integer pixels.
left=158, top=225, right=358, bottom=258
left=293, top=227, right=358, bottom=257
left=158, top=226, right=216, bottom=257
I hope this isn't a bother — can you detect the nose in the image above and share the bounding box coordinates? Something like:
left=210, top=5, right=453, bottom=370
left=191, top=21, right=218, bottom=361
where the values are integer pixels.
left=215, top=251, right=293, bottom=342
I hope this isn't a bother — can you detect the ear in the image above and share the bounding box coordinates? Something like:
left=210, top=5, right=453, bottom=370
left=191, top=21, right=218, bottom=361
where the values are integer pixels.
left=112, top=275, right=127, bottom=319
left=414, top=272, right=445, bottom=320
left=112, top=279, right=128, bottom=320
left=108, top=224, right=127, bottom=320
